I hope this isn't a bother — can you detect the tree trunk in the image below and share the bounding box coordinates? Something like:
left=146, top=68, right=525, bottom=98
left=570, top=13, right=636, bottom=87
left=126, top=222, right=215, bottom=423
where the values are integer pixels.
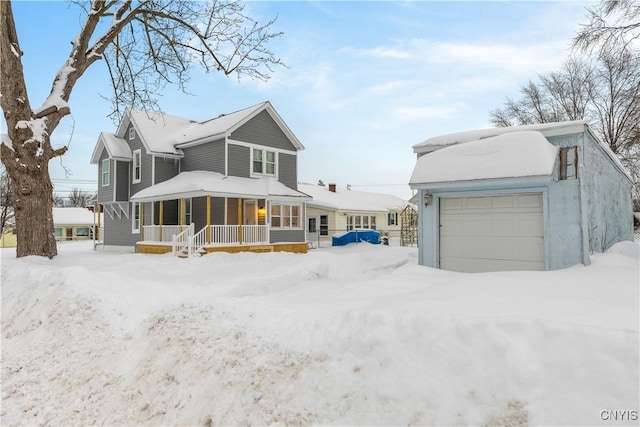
left=8, top=156, right=57, bottom=258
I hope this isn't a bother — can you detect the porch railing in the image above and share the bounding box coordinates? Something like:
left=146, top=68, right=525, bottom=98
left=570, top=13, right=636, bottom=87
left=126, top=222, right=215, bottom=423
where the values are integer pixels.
left=143, top=225, right=183, bottom=243
left=209, top=224, right=269, bottom=245
left=142, top=224, right=270, bottom=247
left=172, top=223, right=194, bottom=256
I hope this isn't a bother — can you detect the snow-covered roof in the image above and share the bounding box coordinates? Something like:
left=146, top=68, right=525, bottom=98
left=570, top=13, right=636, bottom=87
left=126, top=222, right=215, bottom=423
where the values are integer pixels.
left=130, top=171, right=312, bottom=203
left=410, top=131, right=558, bottom=185
left=413, top=121, right=586, bottom=154
left=111, top=101, right=303, bottom=158
left=90, top=132, right=132, bottom=163
left=298, top=184, right=411, bottom=212
left=53, top=208, right=102, bottom=226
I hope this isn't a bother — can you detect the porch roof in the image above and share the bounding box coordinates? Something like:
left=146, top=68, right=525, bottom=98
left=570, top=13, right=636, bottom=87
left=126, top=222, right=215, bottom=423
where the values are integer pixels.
left=130, top=171, right=312, bottom=203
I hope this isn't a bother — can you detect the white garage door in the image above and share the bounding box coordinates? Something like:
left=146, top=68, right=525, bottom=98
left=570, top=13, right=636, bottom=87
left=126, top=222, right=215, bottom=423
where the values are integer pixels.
left=439, top=193, right=544, bottom=273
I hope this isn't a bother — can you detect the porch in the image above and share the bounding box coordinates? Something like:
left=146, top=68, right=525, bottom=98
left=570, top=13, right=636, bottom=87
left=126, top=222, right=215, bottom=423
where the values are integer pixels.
left=130, top=171, right=312, bottom=257
left=138, top=224, right=307, bottom=256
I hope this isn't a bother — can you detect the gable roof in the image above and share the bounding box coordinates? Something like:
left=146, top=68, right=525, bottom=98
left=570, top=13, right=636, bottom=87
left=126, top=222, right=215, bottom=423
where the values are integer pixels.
left=130, top=171, right=311, bottom=203
left=90, top=132, right=132, bottom=164
left=410, top=131, right=558, bottom=185
left=413, top=121, right=586, bottom=154
left=106, top=101, right=303, bottom=158
left=298, top=184, right=410, bottom=212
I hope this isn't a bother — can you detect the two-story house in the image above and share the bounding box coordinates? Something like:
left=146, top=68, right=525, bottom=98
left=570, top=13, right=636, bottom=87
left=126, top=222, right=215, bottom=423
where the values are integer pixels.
left=90, top=101, right=311, bottom=255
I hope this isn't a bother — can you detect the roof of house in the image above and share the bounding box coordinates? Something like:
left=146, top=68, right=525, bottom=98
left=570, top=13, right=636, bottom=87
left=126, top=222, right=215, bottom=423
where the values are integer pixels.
left=53, top=207, right=102, bottom=225
left=90, top=132, right=133, bottom=163
left=298, top=184, right=411, bottom=212
left=130, top=171, right=312, bottom=203
left=92, top=101, right=303, bottom=163
left=410, top=131, right=558, bottom=185
left=413, top=121, right=586, bottom=154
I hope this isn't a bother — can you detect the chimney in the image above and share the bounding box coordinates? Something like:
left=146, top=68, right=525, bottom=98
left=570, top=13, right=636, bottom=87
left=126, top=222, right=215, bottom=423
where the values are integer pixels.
left=328, top=183, right=336, bottom=193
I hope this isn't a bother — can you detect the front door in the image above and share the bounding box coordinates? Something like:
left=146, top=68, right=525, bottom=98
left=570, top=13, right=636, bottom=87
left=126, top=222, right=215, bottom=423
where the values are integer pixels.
left=307, top=216, right=318, bottom=243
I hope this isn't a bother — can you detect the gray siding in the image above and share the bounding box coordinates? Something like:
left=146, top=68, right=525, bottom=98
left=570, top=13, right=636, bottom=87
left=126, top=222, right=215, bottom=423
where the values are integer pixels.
left=98, top=149, right=113, bottom=203
left=226, top=198, right=239, bottom=224
left=127, top=124, right=153, bottom=195
left=228, top=144, right=250, bottom=178
left=211, top=197, right=226, bottom=225
left=278, top=152, right=298, bottom=189
left=192, top=197, right=207, bottom=231
left=230, top=110, right=297, bottom=151
left=115, top=161, right=129, bottom=201
left=154, top=157, right=180, bottom=184
left=103, top=213, right=138, bottom=247
left=182, top=139, right=225, bottom=173
left=270, top=229, right=306, bottom=243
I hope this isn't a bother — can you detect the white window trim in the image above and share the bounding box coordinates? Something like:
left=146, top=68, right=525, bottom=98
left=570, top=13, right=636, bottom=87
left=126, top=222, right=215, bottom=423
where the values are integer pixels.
left=129, top=127, right=136, bottom=141
left=251, top=147, right=278, bottom=178
left=269, top=202, right=303, bottom=229
left=101, top=158, right=110, bottom=187
left=132, top=149, right=142, bottom=184
left=132, top=202, right=140, bottom=234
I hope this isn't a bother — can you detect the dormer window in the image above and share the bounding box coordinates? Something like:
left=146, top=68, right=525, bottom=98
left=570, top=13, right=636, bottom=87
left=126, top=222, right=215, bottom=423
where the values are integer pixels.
left=252, top=148, right=277, bottom=176
left=129, top=128, right=136, bottom=140
left=132, top=149, right=142, bottom=183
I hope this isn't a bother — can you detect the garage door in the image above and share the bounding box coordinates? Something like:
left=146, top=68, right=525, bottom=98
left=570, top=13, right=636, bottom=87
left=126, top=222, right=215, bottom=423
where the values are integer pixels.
left=439, top=193, right=544, bottom=273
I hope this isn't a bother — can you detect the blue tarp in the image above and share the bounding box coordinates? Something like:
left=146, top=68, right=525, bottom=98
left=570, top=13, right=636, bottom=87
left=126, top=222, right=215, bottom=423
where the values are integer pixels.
left=332, top=229, right=380, bottom=246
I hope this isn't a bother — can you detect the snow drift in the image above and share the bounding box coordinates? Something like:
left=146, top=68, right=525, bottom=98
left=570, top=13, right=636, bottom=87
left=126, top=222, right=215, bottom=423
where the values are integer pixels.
left=1, top=241, right=638, bottom=426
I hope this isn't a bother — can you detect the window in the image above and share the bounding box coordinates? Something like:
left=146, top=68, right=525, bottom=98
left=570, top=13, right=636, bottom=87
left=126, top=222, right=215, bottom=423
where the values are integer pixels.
left=182, top=198, right=192, bottom=225
left=76, top=227, right=91, bottom=237
left=101, top=159, right=110, bottom=186
left=252, top=148, right=277, bottom=176
left=54, top=227, right=63, bottom=238
left=132, top=202, right=140, bottom=233
left=132, top=149, right=141, bottom=183
left=129, top=127, right=136, bottom=140
left=559, top=146, right=578, bottom=180
left=388, top=212, right=398, bottom=226
left=319, top=215, right=328, bottom=236
left=270, top=203, right=301, bottom=229
left=347, top=215, right=377, bottom=230
left=308, top=217, right=317, bottom=233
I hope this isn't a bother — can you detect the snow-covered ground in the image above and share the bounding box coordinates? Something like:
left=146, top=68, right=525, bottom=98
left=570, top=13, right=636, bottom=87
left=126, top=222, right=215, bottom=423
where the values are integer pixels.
left=1, top=240, right=638, bottom=426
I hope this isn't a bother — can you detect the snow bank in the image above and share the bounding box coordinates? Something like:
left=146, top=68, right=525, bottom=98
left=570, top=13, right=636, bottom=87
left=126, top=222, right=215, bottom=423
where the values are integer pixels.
left=1, top=241, right=638, bottom=426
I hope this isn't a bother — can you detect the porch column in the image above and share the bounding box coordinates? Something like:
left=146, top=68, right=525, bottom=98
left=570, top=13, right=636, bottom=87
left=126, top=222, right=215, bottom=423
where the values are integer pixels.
left=159, top=201, right=164, bottom=241
left=97, top=204, right=101, bottom=240
left=179, top=198, right=185, bottom=232
left=206, top=195, right=211, bottom=243
left=140, top=203, right=145, bottom=241
left=237, top=198, right=243, bottom=244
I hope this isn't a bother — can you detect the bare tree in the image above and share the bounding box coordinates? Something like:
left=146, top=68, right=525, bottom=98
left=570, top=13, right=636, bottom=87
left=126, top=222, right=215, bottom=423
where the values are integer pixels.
left=490, top=56, right=596, bottom=127
left=65, top=188, right=95, bottom=208
left=573, top=0, right=640, bottom=51
left=0, top=0, right=283, bottom=258
left=0, top=166, right=14, bottom=232
left=490, top=48, right=640, bottom=197
left=52, top=193, right=65, bottom=208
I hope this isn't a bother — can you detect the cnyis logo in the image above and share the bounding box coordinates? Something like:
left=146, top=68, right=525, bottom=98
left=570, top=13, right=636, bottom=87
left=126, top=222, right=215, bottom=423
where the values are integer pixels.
left=600, top=410, right=639, bottom=421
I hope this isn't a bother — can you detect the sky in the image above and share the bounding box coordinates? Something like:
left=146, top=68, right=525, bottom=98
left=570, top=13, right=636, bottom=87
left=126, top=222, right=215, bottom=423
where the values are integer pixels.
left=2, top=240, right=638, bottom=424
left=5, top=0, right=596, bottom=200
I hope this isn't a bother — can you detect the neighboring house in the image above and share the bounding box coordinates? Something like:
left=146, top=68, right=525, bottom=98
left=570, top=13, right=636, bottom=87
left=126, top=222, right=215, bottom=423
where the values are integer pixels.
left=298, top=183, right=413, bottom=245
left=90, top=101, right=311, bottom=255
left=409, top=121, right=633, bottom=273
left=53, top=207, right=103, bottom=241
left=0, top=226, right=17, bottom=248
